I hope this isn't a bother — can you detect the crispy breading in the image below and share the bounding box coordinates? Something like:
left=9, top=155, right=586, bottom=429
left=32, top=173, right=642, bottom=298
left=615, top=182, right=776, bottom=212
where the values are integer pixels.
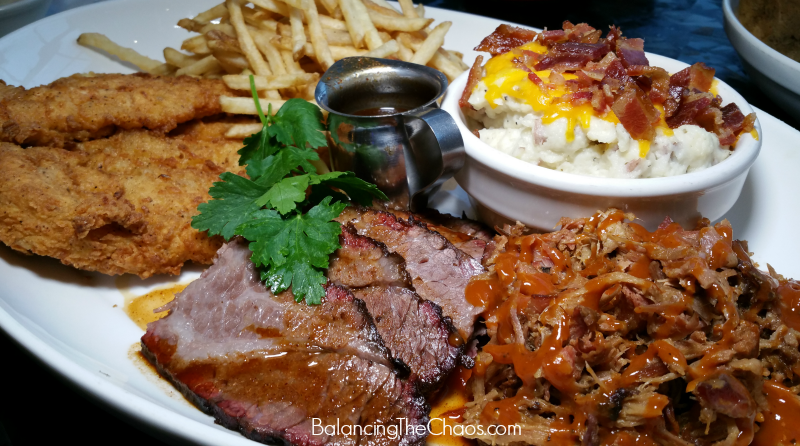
left=0, top=73, right=239, bottom=147
left=0, top=118, right=252, bottom=278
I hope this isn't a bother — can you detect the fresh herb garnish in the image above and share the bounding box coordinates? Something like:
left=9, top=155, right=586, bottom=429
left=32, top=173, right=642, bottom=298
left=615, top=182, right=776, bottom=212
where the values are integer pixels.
left=192, top=76, right=387, bottom=304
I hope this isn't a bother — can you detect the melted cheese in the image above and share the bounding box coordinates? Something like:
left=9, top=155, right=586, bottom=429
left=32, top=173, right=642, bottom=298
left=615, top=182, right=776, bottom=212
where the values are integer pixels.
left=478, top=42, right=678, bottom=156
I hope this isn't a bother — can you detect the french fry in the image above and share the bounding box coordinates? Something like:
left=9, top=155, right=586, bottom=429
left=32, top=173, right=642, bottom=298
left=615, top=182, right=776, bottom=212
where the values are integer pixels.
left=79, top=0, right=465, bottom=122
left=228, top=0, right=271, bottom=75
left=289, top=7, right=307, bottom=60
left=277, top=22, right=291, bottom=37
left=377, top=30, right=392, bottom=41
left=177, top=19, right=204, bottom=33
left=281, top=50, right=304, bottom=73
left=317, top=0, right=337, bottom=15
left=410, top=21, right=450, bottom=65
left=395, top=38, right=413, bottom=62
left=340, top=0, right=382, bottom=50
left=305, top=0, right=335, bottom=70
left=329, top=45, right=367, bottom=60
left=300, top=82, right=317, bottom=101
left=353, top=0, right=384, bottom=50
left=214, top=51, right=250, bottom=73
left=282, top=0, right=310, bottom=9
left=241, top=7, right=279, bottom=31
left=363, top=39, right=399, bottom=58
left=164, top=47, right=204, bottom=68
left=429, top=49, right=462, bottom=81
left=319, top=15, right=348, bottom=31
left=330, top=6, right=344, bottom=20
left=223, top=73, right=319, bottom=90
left=150, top=64, right=177, bottom=76
left=445, top=48, right=469, bottom=70
left=366, top=10, right=432, bottom=32
left=397, top=0, right=418, bottom=18
left=396, top=31, right=422, bottom=51
left=77, top=33, right=164, bottom=73
left=252, top=32, right=288, bottom=75
left=323, top=28, right=356, bottom=46
left=206, top=30, right=242, bottom=54
left=363, top=0, right=402, bottom=16
left=193, top=3, right=230, bottom=24
left=220, top=96, right=287, bottom=114
left=182, top=34, right=211, bottom=55
left=249, top=0, right=290, bottom=16
left=271, top=36, right=315, bottom=56
left=176, top=55, right=222, bottom=76
left=200, top=23, right=236, bottom=36
left=339, top=0, right=365, bottom=48
left=226, top=123, right=265, bottom=138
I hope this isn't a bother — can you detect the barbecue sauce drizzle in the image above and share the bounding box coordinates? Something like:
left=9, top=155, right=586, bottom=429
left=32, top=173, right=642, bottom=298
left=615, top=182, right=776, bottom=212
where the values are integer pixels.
left=459, top=210, right=799, bottom=445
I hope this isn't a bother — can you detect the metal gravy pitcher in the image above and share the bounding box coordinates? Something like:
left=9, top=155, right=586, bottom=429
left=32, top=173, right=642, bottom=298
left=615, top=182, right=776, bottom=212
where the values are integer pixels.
left=315, top=57, right=465, bottom=211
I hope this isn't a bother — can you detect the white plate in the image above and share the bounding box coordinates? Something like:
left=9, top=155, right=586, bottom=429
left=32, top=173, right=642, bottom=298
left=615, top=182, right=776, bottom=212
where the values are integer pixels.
left=0, top=1, right=798, bottom=445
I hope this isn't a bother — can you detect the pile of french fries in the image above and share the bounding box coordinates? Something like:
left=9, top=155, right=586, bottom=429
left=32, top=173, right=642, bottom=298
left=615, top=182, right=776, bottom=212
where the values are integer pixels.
left=77, top=0, right=468, bottom=137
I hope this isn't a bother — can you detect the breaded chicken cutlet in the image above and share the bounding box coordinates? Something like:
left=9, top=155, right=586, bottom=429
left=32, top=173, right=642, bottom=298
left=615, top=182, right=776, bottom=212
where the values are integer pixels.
left=0, top=73, right=255, bottom=277
left=0, top=118, right=249, bottom=277
left=0, top=73, right=237, bottom=147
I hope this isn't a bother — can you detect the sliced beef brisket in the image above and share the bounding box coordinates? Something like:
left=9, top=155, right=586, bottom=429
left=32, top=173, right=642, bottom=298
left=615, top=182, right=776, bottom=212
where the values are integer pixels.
left=142, top=239, right=427, bottom=446
left=388, top=208, right=492, bottom=261
left=336, top=207, right=485, bottom=340
left=328, top=226, right=466, bottom=392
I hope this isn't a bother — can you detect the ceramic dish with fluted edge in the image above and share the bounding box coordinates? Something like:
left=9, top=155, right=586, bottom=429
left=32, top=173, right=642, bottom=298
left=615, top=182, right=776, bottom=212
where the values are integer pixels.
left=723, top=0, right=800, bottom=122
left=442, top=53, right=762, bottom=232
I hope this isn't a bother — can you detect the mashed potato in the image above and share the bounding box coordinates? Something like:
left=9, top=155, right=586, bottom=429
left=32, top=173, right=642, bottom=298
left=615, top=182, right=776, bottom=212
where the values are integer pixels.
left=468, top=82, right=732, bottom=179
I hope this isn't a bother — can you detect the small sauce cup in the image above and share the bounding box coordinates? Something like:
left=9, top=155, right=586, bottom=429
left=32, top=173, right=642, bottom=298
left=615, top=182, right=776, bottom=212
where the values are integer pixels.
left=315, top=57, right=465, bottom=211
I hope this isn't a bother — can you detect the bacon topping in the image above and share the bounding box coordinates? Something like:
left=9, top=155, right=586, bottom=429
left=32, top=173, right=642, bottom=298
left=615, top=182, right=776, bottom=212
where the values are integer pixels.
left=468, top=22, right=756, bottom=145
left=459, top=55, right=484, bottom=109
left=612, top=83, right=660, bottom=141
left=534, top=42, right=611, bottom=71
left=474, top=24, right=538, bottom=57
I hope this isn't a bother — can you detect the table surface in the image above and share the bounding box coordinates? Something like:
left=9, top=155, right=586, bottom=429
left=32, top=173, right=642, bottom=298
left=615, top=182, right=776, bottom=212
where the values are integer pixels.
left=2, top=0, right=798, bottom=445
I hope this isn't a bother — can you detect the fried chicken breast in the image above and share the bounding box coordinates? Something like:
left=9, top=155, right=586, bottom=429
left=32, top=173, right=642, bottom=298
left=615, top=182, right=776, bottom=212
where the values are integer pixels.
left=0, top=118, right=249, bottom=277
left=0, top=73, right=237, bottom=147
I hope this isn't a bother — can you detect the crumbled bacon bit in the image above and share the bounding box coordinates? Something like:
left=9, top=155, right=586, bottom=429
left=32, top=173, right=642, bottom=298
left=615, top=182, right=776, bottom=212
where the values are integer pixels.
left=534, top=42, right=611, bottom=71
left=466, top=22, right=757, bottom=145
left=459, top=55, right=484, bottom=109
left=616, top=38, right=649, bottom=67
left=474, top=24, right=538, bottom=57
left=612, top=82, right=660, bottom=141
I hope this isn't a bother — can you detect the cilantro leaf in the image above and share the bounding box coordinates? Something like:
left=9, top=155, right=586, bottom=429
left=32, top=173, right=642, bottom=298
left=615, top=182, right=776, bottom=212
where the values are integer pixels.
left=247, top=146, right=319, bottom=185
left=237, top=198, right=346, bottom=304
left=192, top=172, right=267, bottom=239
left=193, top=81, right=386, bottom=305
left=238, top=127, right=280, bottom=167
left=269, top=99, right=327, bottom=149
left=256, top=174, right=310, bottom=214
left=313, top=171, right=389, bottom=206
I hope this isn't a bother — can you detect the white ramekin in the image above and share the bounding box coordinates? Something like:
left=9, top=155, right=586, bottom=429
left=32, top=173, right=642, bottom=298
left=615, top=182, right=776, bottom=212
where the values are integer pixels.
left=442, top=54, right=762, bottom=231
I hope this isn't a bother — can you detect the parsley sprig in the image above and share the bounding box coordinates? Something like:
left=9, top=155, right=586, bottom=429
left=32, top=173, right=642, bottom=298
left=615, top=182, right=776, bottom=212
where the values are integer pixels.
left=192, top=77, right=387, bottom=304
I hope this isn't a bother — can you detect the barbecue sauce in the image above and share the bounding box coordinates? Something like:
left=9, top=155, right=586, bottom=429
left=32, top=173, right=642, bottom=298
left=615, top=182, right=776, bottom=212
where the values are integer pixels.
left=428, top=366, right=476, bottom=446
left=459, top=210, right=786, bottom=445
left=752, top=381, right=800, bottom=446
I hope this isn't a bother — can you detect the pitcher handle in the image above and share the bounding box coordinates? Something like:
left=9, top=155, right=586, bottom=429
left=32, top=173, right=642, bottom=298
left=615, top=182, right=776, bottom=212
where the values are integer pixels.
left=403, top=107, right=465, bottom=211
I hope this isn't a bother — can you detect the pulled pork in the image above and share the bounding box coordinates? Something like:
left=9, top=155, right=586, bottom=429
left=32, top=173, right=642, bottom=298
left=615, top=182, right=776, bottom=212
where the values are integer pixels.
left=456, top=210, right=800, bottom=446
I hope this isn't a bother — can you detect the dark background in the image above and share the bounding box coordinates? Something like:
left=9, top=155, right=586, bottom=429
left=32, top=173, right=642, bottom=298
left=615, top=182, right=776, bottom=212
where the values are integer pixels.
left=2, top=1, right=797, bottom=446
